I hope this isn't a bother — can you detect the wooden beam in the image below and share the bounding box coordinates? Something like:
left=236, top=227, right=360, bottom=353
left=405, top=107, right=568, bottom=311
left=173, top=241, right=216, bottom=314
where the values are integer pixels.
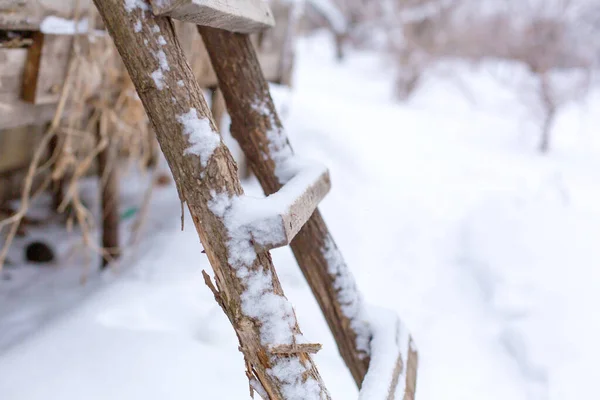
left=96, top=120, right=120, bottom=268
left=150, top=0, right=275, bottom=33
left=22, top=32, right=72, bottom=104
left=0, top=101, right=57, bottom=130
left=0, top=0, right=95, bottom=30
left=199, top=26, right=373, bottom=387
left=253, top=166, right=331, bottom=251
left=92, top=1, right=330, bottom=398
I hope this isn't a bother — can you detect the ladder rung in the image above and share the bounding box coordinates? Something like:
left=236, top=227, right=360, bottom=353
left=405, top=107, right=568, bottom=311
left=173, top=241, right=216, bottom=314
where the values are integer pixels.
left=230, top=162, right=330, bottom=251
left=150, top=0, right=275, bottom=33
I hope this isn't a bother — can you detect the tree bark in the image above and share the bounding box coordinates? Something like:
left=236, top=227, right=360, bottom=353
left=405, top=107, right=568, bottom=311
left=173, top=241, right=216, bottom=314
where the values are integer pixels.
left=199, top=27, right=371, bottom=387
left=92, top=1, right=330, bottom=398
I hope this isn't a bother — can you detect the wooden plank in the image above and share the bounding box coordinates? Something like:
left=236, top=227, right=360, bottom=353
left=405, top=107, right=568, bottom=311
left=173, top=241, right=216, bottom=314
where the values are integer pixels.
left=96, top=122, right=120, bottom=268
left=0, top=48, right=27, bottom=96
left=252, top=167, right=331, bottom=251
left=150, top=0, right=275, bottom=33
left=0, top=0, right=94, bottom=30
left=22, top=32, right=72, bottom=104
left=0, top=125, right=45, bottom=173
left=0, top=100, right=56, bottom=130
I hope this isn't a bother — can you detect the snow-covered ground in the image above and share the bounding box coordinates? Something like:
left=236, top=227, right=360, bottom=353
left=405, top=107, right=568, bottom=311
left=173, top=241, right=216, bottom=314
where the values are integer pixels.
left=2, top=32, right=600, bottom=399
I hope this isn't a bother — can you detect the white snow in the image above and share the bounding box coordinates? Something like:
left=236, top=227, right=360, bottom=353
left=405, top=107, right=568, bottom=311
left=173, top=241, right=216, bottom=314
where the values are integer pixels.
left=2, top=32, right=600, bottom=400
left=150, top=69, right=165, bottom=90
left=153, top=50, right=169, bottom=71
left=176, top=108, right=220, bottom=167
left=358, top=306, right=410, bottom=399
left=40, top=16, right=88, bottom=35
left=322, top=235, right=370, bottom=356
left=251, top=98, right=300, bottom=183
left=208, top=162, right=327, bottom=249
left=134, top=19, right=142, bottom=32
left=157, top=35, right=167, bottom=46
left=149, top=48, right=170, bottom=90
left=125, top=0, right=150, bottom=13
left=208, top=191, right=323, bottom=399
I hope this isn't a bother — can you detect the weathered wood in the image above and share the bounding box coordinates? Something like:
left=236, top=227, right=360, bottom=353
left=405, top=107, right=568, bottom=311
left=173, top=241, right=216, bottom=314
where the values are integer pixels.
left=254, top=167, right=331, bottom=251
left=22, top=32, right=72, bottom=104
left=92, top=1, right=330, bottom=398
left=0, top=101, right=56, bottom=130
left=0, top=47, right=59, bottom=129
left=0, top=125, right=45, bottom=172
left=403, top=339, right=418, bottom=400
left=0, top=0, right=94, bottom=30
left=357, top=308, right=418, bottom=400
left=96, top=121, right=120, bottom=268
left=199, top=26, right=373, bottom=387
left=150, top=0, right=274, bottom=33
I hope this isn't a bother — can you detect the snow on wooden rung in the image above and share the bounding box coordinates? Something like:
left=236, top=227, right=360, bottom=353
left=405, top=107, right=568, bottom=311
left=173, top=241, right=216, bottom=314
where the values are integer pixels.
left=359, top=306, right=418, bottom=400
left=222, top=161, right=330, bottom=251
left=149, top=0, right=275, bottom=33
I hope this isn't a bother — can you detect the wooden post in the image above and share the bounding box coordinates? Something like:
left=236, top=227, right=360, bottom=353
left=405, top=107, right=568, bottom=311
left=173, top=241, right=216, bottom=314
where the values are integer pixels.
left=199, top=27, right=372, bottom=387
left=96, top=120, right=120, bottom=268
left=92, top=1, right=330, bottom=398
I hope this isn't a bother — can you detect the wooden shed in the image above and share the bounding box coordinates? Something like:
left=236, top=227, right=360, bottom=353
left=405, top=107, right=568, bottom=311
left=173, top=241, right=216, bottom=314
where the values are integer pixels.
left=0, top=0, right=296, bottom=203
left=0, top=0, right=298, bottom=266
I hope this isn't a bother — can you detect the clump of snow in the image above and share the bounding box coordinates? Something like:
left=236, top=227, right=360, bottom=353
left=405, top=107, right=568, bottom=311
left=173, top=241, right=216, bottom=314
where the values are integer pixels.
left=125, top=0, right=150, bottom=13
left=158, top=35, right=167, bottom=46
left=177, top=80, right=184, bottom=87
left=149, top=49, right=170, bottom=89
left=208, top=191, right=323, bottom=399
left=251, top=98, right=299, bottom=183
left=153, top=50, right=169, bottom=71
left=152, top=25, right=160, bottom=33
left=134, top=19, right=142, bottom=32
left=322, top=236, right=371, bottom=356
left=269, top=358, right=325, bottom=400
left=40, top=16, right=88, bottom=35
left=150, top=69, right=165, bottom=90
left=209, top=163, right=327, bottom=249
left=176, top=109, right=220, bottom=168
left=358, top=306, right=410, bottom=399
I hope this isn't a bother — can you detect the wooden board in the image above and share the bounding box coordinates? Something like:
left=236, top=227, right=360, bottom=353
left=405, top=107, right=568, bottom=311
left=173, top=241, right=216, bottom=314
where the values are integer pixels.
left=0, top=47, right=58, bottom=130
left=0, top=47, right=27, bottom=97
left=22, top=32, right=72, bottom=104
left=253, top=167, right=331, bottom=251
left=0, top=125, right=45, bottom=172
left=151, top=0, right=275, bottom=33
left=0, top=101, right=56, bottom=130
left=0, top=0, right=94, bottom=30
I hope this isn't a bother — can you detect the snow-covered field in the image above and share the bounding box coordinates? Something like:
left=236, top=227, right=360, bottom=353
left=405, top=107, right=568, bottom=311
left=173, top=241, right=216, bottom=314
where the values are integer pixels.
left=2, top=33, right=600, bottom=399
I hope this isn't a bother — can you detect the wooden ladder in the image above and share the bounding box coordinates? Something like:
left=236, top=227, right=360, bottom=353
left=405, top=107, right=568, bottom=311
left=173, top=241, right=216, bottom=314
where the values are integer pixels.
left=93, top=1, right=417, bottom=398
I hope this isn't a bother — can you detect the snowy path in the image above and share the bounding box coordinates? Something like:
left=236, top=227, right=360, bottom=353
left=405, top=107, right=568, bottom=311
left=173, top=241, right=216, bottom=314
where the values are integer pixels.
left=2, top=34, right=600, bottom=399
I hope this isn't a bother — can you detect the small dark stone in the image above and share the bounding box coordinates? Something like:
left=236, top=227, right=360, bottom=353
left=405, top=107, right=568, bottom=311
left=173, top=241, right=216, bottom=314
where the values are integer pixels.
left=25, top=241, right=55, bottom=264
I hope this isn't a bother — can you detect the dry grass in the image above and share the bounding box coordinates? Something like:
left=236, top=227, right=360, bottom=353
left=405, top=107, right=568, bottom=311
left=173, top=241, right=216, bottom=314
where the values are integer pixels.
left=0, top=7, right=154, bottom=272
